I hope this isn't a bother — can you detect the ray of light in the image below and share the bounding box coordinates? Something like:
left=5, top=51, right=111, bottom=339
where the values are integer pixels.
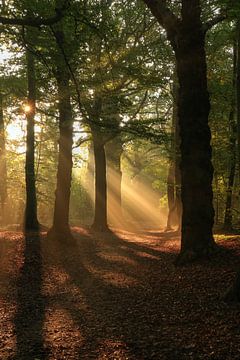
left=107, top=167, right=167, bottom=231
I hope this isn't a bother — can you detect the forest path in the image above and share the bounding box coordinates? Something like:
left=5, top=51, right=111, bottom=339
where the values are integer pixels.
left=0, top=228, right=240, bottom=359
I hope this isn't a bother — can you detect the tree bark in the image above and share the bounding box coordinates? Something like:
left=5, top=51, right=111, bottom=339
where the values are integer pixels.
left=106, top=136, right=124, bottom=227
left=223, top=21, right=240, bottom=303
left=173, top=73, right=182, bottom=232
left=175, top=11, right=215, bottom=263
left=24, top=46, right=39, bottom=231
left=0, top=92, right=8, bottom=225
left=166, top=71, right=182, bottom=231
left=236, top=20, right=240, bottom=192
left=48, top=70, right=73, bottom=240
left=166, top=161, right=175, bottom=230
left=91, top=129, right=109, bottom=232
left=223, top=38, right=237, bottom=231
left=144, top=0, right=216, bottom=263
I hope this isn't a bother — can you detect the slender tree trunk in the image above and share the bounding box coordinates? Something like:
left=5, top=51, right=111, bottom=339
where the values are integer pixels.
left=236, top=20, right=240, bottom=192
left=91, top=130, right=109, bottom=231
left=24, top=47, right=39, bottom=231
left=224, top=40, right=237, bottom=230
left=173, top=74, right=182, bottom=232
left=83, top=141, right=94, bottom=224
left=224, top=149, right=236, bottom=230
left=0, top=92, right=8, bottom=225
left=175, top=152, right=182, bottom=232
left=88, top=91, right=109, bottom=232
left=48, top=70, right=73, bottom=240
left=166, top=161, right=175, bottom=230
left=166, top=82, right=176, bottom=231
left=166, top=70, right=182, bottom=231
left=106, top=136, right=124, bottom=226
left=224, top=21, right=240, bottom=303
left=214, top=173, right=219, bottom=225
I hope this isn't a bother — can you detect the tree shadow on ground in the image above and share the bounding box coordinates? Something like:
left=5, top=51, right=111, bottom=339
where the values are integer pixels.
left=3, top=227, right=240, bottom=359
left=43, top=228, right=183, bottom=359
left=14, top=230, right=47, bottom=360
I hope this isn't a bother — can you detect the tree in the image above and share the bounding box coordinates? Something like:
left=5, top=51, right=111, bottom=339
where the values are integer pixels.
left=0, top=91, right=8, bottom=225
left=73, top=0, right=171, bottom=231
left=143, top=0, right=226, bottom=263
left=106, top=135, right=124, bottom=227
left=47, top=25, right=74, bottom=241
left=24, top=26, right=40, bottom=231
left=166, top=69, right=181, bottom=231
left=223, top=31, right=237, bottom=231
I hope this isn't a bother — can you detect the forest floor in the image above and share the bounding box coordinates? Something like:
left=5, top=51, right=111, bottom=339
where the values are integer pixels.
left=0, top=227, right=240, bottom=360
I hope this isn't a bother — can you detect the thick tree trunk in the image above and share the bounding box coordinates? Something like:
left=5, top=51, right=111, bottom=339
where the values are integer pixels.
left=0, top=92, right=8, bottom=225
left=24, top=48, right=39, bottom=231
left=143, top=0, right=215, bottom=263
left=173, top=3, right=215, bottom=263
left=48, top=71, right=73, bottom=240
left=91, top=131, right=109, bottom=232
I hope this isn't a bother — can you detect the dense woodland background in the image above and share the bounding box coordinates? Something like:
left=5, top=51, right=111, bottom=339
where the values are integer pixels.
left=0, top=1, right=239, bottom=235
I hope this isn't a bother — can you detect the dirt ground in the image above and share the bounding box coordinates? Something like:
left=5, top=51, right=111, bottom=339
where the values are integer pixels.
left=0, top=227, right=240, bottom=360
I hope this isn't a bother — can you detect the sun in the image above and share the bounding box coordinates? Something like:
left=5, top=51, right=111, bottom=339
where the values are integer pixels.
left=22, top=104, right=32, bottom=113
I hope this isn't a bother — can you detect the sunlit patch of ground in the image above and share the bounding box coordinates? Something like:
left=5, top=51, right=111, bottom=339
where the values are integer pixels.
left=0, top=229, right=240, bottom=359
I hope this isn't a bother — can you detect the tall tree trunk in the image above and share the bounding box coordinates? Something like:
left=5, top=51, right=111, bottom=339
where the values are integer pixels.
left=214, top=173, right=219, bottom=226
left=24, top=47, right=39, bottom=231
left=144, top=0, right=216, bottom=263
left=83, top=141, right=94, bottom=224
left=224, top=20, right=240, bottom=303
left=0, top=92, right=8, bottom=225
left=106, top=136, right=124, bottom=227
left=173, top=74, right=182, bottom=232
left=166, top=160, right=175, bottom=230
left=224, top=39, right=237, bottom=230
left=236, top=20, right=240, bottom=193
left=175, top=29, right=215, bottom=262
left=166, top=70, right=182, bottom=231
left=91, top=129, right=109, bottom=232
left=48, top=70, right=73, bottom=240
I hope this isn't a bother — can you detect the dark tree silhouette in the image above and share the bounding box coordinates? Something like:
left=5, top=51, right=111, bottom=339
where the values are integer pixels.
left=143, top=0, right=226, bottom=263
left=24, top=42, right=39, bottom=231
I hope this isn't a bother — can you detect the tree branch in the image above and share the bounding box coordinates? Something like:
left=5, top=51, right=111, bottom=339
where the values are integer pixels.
left=0, top=0, right=70, bottom=27
left=143, top=0, right=180, bottom=37
left=203, top=13, right=227, bottom=33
